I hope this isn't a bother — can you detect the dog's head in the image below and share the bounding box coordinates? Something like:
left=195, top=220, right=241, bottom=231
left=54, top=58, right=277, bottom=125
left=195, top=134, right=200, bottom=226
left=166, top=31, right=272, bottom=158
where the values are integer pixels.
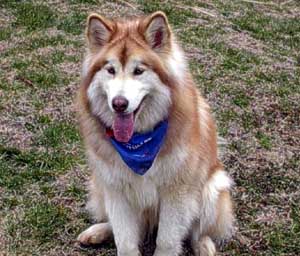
left=82, top=12, right=186, bottom=142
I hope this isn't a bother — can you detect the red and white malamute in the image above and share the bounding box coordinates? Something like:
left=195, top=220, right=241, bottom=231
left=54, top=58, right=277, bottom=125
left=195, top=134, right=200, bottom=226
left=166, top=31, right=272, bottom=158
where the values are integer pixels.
left=77, top=11, right=234, bottom=256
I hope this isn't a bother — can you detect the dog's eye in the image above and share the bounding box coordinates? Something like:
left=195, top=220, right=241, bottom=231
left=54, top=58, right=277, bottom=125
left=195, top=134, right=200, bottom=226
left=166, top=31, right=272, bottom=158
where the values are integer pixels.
left=107, top=67, right=115, bottom=75
left=133, top=67, right=144, bottom=76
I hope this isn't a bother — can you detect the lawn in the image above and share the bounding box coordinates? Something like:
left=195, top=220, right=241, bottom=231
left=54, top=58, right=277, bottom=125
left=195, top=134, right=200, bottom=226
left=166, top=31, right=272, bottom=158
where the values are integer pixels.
left=0, top=0, right=299, bottom=255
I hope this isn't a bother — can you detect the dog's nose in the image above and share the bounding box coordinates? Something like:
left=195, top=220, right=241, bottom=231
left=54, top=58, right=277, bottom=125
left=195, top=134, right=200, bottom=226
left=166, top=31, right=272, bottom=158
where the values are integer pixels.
left=112, top=96, right=129, bottom=113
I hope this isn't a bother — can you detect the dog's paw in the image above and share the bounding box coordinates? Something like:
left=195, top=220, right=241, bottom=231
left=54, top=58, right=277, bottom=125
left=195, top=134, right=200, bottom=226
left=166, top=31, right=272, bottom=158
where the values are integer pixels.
left=193, top=236, right=216, bottom=256
left=77, top=223, right=112, bottom=245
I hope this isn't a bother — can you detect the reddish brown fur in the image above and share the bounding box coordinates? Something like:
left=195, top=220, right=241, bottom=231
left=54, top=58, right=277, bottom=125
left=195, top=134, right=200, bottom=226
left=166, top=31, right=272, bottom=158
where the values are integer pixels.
left=77, top=12, right=233, bottom=255
left=78, top=14, right=219, bottom=177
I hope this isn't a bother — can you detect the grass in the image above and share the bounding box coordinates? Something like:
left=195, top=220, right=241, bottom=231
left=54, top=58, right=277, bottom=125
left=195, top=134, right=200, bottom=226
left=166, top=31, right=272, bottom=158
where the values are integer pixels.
left=0, top=27, right=12, bottom=41
left=232, top=10, right=300, bottom=47
left=12, top=2, right=57, bottom=32
left=8, top=202, right=70, bottom=243
left=0, top=145, right=76, bottom=191
left=57, top=11, right=87, bottom=35
left=256, top=131, right=272, bottom=149
left=266, top=205, right=300, bottom=254
left=38, top=122, right=80, bottom=148
left=0, top=0, right=299, bottom=255
left=139, top=0, right=197, bottom=26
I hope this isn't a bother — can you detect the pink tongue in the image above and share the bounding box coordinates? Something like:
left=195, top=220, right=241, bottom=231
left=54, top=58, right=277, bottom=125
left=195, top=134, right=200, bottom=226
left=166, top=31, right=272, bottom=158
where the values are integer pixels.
left=112, top=113, right=134, bottom=142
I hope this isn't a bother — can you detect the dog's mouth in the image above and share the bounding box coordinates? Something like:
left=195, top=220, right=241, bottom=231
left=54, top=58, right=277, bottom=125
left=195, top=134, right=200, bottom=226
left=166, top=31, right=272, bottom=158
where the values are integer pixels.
left=112, top=97, right=145, bottom=143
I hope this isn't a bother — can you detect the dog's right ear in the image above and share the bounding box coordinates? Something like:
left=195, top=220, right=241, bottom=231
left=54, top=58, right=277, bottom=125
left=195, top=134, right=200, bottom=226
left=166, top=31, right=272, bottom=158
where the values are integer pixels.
left=86, top=14, right=113, bottom=50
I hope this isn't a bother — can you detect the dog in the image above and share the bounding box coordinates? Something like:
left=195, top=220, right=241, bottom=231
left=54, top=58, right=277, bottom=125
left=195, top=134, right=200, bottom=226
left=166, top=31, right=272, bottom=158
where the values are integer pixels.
left=76, top=11, right=234, bottom=256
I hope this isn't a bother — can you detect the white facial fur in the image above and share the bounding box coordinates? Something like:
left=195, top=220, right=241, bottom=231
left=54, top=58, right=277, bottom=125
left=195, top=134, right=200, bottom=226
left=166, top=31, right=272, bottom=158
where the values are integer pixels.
left=87, top=58, right=171, bottom=132
left=167, top=41, right=187, bottom=84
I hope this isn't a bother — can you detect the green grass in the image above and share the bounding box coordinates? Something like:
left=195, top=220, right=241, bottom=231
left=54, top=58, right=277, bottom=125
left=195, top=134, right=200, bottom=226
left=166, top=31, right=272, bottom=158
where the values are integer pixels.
left=10, top=202, right=70, bottom=243
left=12, top=57, right=69, bottom=89
left=68, top=0, right=99, bottom=4
left=38, top=122, right=80, bottom=148
left=57, top=11, right=87, bottom=35
left=65, top=182, right=86, bottom=200
left=17, top=70, right=68, bottom=89
left=212, top=42, right=261, bottom=72
left=27, top=35, right=70, bottom=49
left=232, top=92, right=250, bottom=108
left=180, top=26, right=218, bottom=45
left=1, top=0, right=299, bottom=255
left=232, top=10, right=300, bottom=47
left=5, top=200, right=74, bottom=254
left=0, top=145, right=76, bottom=191
left=266, top=205, right=300, bottom=255
left=0, top=27, right=12, bottom=41
left=256, top=131, right=272, bottom=149
left=12, top=2, right=57, bottom=32
left=4, top=35, right=83, bottom=58
left=139, top=0, right=197, bottom=26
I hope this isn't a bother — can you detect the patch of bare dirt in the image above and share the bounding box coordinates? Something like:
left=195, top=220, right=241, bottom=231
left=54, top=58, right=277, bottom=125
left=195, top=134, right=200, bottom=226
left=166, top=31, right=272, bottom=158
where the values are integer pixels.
left=256, top=205, right=292, bottom=226
left=270, top=57, right=298, bottom=72
left=0, top=93, right=36, bottom=149
left=185, top=46, right=221, bottom=71
left=258, top=3, right=300, bottom=19
left=58, top=61, right=82, bottom=76
left=0, top=7, right=15, bottom=27
left=95, top=1, right=143, bottom=17
left=41, top=81, right=79, bottom=122
left=224, top=31, right=265, bottom=55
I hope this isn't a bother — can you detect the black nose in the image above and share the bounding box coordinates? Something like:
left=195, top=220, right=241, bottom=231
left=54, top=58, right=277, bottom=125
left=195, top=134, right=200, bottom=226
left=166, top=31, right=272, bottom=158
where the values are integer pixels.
left=112, top=96, right=129, bottom=113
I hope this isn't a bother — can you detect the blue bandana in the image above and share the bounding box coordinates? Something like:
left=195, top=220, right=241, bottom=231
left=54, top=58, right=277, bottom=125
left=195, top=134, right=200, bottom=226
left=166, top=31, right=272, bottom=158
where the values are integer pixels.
left=107, top=120, right=168, bottom=175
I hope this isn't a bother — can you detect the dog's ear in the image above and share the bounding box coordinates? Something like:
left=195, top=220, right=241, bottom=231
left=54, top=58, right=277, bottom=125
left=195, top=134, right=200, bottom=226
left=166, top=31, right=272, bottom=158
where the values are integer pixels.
left=142, top=11, right=171, bottom=53
left=86, top=14, right=114, bottom=50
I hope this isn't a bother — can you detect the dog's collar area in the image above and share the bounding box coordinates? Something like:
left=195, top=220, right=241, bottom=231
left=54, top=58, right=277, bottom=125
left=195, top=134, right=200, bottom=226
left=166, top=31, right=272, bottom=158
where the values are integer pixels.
left=106, top=120, right=168, bottom=175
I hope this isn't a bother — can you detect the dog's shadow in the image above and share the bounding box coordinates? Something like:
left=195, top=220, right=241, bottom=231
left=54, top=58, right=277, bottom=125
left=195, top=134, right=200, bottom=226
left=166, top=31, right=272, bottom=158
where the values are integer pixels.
left=141, top=229, right=193, bottom=256
left=76, top=228, right=193, bottom=256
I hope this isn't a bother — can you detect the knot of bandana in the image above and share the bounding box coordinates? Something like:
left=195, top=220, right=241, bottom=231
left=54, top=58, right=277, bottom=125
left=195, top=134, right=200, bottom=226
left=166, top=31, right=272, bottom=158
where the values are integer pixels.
left=106, top=120, right=168, bottom=175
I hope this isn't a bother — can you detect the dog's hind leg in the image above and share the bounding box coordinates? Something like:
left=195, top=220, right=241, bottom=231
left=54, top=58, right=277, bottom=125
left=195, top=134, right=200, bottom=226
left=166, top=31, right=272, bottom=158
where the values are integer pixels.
left=191, top=190, right=233, bottom=256
left=77, top=222, right=113, bottom=245
left=192, top=235, right=216, bottom=256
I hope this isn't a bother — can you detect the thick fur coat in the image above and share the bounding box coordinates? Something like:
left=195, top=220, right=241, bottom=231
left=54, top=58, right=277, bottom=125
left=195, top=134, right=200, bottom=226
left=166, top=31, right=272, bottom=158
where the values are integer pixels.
left=76, top=11, right=234, bottom=256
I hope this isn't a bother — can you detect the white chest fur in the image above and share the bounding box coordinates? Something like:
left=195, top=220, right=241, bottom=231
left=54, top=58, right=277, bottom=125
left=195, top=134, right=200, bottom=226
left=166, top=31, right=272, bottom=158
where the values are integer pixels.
left=88, top=143, right=188, bottom=210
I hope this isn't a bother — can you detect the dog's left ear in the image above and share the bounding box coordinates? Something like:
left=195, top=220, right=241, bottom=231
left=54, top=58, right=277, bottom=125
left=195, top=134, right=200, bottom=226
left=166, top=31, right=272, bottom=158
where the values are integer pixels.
left=142, top=11, right=171, bottom=53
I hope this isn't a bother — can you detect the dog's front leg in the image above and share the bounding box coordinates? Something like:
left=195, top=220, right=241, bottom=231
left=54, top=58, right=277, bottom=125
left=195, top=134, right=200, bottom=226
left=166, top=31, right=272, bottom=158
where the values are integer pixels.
left=154, top=188, right=199, bottom=256
left=105, top=188, right=141, bottom=256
